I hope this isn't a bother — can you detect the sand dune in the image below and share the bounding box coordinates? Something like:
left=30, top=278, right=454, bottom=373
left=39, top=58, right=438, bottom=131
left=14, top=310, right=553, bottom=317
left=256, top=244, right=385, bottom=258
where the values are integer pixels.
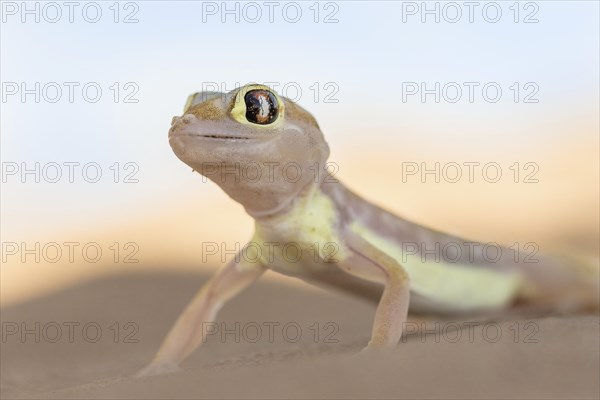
left=1, top=271, right=598, bottom=399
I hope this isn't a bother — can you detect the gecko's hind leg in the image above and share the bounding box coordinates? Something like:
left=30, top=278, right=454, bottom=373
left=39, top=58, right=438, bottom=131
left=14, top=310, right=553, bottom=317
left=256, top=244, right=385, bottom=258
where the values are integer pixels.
left=337, top=230, right=411, bottom=348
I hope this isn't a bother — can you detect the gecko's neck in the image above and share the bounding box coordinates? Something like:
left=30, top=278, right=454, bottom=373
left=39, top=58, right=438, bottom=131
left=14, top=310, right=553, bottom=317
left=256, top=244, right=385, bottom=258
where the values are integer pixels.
left=248, top=180, right=321, bottom=222
left=252, top=179, right=341, bottom=250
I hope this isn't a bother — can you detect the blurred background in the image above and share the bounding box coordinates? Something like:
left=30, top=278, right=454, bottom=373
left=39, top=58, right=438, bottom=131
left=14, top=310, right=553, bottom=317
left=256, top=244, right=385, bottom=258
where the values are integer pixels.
left=1, top=1, right=598, bottom=306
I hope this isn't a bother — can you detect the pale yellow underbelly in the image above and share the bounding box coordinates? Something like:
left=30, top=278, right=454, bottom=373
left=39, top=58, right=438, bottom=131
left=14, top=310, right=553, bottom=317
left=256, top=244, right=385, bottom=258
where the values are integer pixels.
left=350, top=222, right=524, bottom=313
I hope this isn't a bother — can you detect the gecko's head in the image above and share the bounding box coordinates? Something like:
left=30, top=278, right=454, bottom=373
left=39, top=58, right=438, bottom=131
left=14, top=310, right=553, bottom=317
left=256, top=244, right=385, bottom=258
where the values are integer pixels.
left=169, top=83, right=330, bottom=217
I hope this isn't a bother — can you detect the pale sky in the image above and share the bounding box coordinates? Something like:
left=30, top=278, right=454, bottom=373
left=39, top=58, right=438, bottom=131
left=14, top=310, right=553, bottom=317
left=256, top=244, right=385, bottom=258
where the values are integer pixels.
left=1, top=1, right=599, bottom=304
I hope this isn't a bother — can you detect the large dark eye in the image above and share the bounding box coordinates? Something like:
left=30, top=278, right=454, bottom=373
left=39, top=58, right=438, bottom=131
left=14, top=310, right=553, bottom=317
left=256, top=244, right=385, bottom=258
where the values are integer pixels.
left=244, top=90, right=279, bottom=125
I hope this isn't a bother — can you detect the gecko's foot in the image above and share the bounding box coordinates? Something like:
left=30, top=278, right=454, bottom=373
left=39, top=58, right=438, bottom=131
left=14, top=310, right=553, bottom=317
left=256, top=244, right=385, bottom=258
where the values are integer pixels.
left=135, top=361, right=182, bottom=377
left=361, top=344, right=387, bottom=354
left=349, top=344, right=387, bottom=360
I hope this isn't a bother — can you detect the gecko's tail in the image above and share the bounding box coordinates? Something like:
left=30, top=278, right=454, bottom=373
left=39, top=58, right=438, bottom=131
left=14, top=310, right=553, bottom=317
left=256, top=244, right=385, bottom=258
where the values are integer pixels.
left=519, top=253, right=600, bottom=313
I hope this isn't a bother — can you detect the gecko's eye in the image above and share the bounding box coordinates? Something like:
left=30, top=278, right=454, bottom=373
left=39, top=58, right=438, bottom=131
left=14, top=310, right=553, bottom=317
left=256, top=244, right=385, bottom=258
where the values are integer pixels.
left=244, top=90, right=279, bottom=125
left=230, top=85, right=284, bottom=128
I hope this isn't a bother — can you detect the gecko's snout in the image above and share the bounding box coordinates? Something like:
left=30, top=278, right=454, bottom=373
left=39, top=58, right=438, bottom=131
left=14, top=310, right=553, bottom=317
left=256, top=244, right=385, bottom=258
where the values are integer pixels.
left=170, top=114, right=198, bottom=135
left=182, top=114, right=197, bottom=123
left=171, top=114, right=197, bottom=126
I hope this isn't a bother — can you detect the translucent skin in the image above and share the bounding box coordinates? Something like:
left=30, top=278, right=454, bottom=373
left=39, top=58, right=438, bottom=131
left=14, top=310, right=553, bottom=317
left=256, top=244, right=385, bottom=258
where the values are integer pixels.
left=138, top=84, right=599, bottom=377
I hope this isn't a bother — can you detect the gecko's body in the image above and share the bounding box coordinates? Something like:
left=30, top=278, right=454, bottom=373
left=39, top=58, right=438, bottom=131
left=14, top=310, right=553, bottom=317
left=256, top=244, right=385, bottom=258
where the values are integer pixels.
left=255, top=182, right=524, bottom=314
left=138, top=84, right=598, bottom=376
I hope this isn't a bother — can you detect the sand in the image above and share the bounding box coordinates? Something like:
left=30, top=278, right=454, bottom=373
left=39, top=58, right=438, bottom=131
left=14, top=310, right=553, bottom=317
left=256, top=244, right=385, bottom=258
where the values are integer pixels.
left=1, top=271, right=599, bottom=399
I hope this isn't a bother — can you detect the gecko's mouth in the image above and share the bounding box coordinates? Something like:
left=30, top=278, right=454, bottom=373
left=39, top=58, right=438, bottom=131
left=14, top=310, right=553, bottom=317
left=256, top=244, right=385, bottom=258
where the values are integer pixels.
left=199, top=134, right=251, bottom=140
left=174, top=131, right=252, bottom=140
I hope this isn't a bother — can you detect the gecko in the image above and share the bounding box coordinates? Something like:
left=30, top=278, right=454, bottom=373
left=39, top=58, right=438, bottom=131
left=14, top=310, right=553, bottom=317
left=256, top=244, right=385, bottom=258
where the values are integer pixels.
left=138, top=83, right=599, bottom=376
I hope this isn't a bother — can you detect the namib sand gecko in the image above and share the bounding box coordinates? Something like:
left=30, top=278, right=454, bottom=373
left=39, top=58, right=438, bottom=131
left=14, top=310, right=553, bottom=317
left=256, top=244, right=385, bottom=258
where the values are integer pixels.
left=138, top=84, right=598, bottom=376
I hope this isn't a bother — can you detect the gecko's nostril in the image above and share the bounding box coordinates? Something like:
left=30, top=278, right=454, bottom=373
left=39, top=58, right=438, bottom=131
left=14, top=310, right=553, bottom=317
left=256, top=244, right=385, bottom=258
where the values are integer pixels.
left=171, top=116, right=180, bottom=126
left=183, top=114, right=196, bottom=124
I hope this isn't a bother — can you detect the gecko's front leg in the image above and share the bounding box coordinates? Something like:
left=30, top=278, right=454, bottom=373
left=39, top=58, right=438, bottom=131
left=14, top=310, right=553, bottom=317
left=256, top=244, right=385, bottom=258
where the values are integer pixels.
left=137, top=245, right=266, bottom=377
left=339, top=230, right=411, bottom=348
